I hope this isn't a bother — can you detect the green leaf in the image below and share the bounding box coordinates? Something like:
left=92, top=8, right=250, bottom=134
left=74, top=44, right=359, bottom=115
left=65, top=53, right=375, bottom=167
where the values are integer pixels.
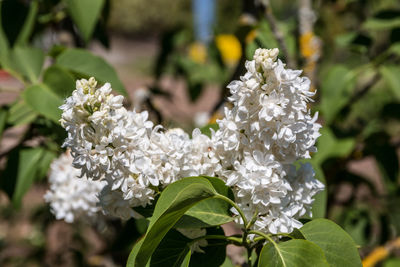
left=134, top=176, right=229, bottom=266
left=189, top=227, right=227, bottom=267
left=43, top=65, right=76, bottom=98
left=220, top=256, right=235, bottom=267
left=363, top=18, right=400, bottom=31
left=0, top=108, right=8, bottom=140
left=150, top=229, right=191, bottom=267
left=23, top=84, right=63, bottom=123
left=389, top=43, right=400, bottom=57
left=0, top=3, right=10, bottom=67
left=180, top=251, right=191, bottom=267
left=380, top=65, right=400, bottom=100
left=312, top=127, right=355, bottom=166
left=176, top=176, right=234, bottom=228
left=11, top=46, right=45, bottom=83
left=7, top=99, right=38, bottom=125
left=258, top=239, right=329, bottom=267
left=66, top=0, right=105, bottom=43
left=148, top=227, right=227, bottom=267
left=36, top=150, right=57, bottom=181
left=341, top=209, right=370, bottom=246
left=56, top=48, right=127, bottom=96
left=199, top=123, right=219, bottom=138
left=13, top=148, right=44, bottom=207
left=15, top=0, right=38, bottom=46
left=127, top=233, right=191, bottom=267
left=309, top=164, right=327, bottom=218
left=0, top=148, right=45, bottom=207
left=127, top=238, right=150, bottom=267
left=176, top=198, right=234, bottom=228
left=0, top=0, right=32, bottom=47
left=384, top=258, right=400, bottom=267
left=300, top=218, right=362, bottom=267
left=319, top=65, right=357, bottom=124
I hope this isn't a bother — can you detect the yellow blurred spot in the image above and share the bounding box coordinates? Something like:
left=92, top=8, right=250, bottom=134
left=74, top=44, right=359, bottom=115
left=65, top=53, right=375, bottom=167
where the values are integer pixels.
left=245, top=29, right=257, bottom=44
left=209, top=111, right=223, bottom=124
left=362, top=237, right=400, bottom=267
left=188, top=42, right=207, bottom=64
left=215, top=34, right=242, bottom=66
left=362, top=247, right=388, bottom=267
left=88, top=255, right=104, bottom=265
left=300, top=32, right=316, bottom=58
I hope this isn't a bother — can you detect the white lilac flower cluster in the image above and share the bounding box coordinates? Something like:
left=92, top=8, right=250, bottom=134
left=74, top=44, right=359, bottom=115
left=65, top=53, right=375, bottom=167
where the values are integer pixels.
left=57, top=48, right=323, bottom=234
left=59, top=78, right=219, bottom=219
left=44, top=152, right=106, bottom=223
left=213, top=48, right=324, bottom=233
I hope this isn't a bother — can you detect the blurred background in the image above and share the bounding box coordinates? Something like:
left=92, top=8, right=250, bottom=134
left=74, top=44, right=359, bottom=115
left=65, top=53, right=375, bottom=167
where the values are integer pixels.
left=0, top=0, right=400, bottom=266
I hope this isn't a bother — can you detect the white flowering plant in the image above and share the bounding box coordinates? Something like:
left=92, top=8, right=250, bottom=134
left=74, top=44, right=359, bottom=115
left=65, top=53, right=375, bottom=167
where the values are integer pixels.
left=52, top=48, right=362, bottom=267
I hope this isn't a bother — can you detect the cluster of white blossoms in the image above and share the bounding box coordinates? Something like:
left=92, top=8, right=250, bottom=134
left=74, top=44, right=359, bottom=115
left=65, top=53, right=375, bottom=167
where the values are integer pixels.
left=59, top=78, right=219, bottom=219
left=57, top=47, right=323, bottom=234
left=44, top=152, right=106, bottom=223
left=213, top=48, right=324, bottom=233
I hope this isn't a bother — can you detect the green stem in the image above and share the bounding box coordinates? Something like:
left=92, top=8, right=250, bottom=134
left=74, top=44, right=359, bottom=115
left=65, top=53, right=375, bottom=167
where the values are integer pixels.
left=248, top=230, right=294, bottom=241
left=247, top=246, right=253, bottom=266
left=253, top=236, right=267, bottom=243
left=248, top=230, right=275, bottom=245
left=246, top=208, right=258, bottom=230
left=214, top=194, right=248, bottom=228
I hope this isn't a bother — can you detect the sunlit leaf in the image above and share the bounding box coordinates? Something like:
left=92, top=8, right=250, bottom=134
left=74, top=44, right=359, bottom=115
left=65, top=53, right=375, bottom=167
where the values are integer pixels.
left=258, top=239, right=329, bottom=267
left=0, top=147, right=45, bottom=208
left=176, top=176, right=234, bottom=228
left=318, top=65, right=357, bottom=124
left=43, top=65, right=76, bottom=98
left=56, top=48, right=127, bottom=96
left=313, top=127, right=355, bottom=166
left=380, top=65, right=400, bottom=100
left=7, top=99, right=37, bottom=126
left=133, top=176, right=231, bottom=266
left=300, top=219, right=362, bottom=267
left=363, top=18, right=400, bottom=31
left=11, top=46, right=44, bottom=83
left=23, top=84, right=63, bottom=123
left=15, top=0, right=38, bottom=46
left=384, top=258, right=400, bottom=267
left=66, top=0, right=105, bottom=43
